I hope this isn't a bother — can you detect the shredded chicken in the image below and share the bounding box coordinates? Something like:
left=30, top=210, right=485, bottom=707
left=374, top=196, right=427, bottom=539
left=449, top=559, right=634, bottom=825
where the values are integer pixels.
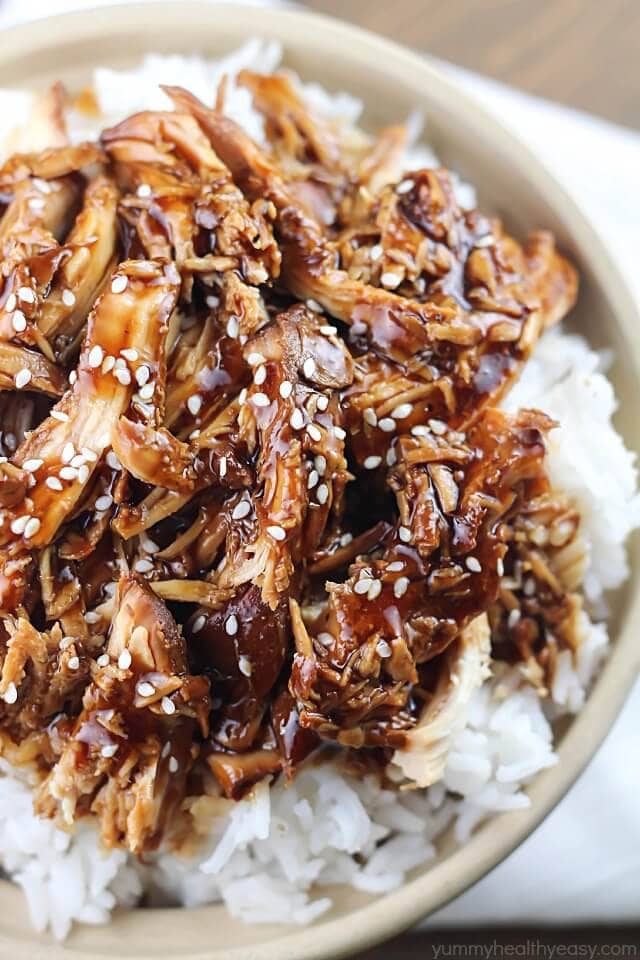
left=35, top=577, right=210, bottom=854
left=392, top=613, right=491, bottom=787
left=0, top=71, right=587, bottom=855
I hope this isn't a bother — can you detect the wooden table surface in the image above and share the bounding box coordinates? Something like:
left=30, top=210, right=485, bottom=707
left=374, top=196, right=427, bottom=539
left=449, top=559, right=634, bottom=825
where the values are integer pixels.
left=300, top=3, right=639, bottom=956
left=305, top=0, right=640, bottom=131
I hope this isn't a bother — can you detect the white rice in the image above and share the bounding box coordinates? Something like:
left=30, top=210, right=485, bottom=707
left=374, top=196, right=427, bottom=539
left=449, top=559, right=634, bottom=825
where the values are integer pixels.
left=0, top=43, right=638, bottom=941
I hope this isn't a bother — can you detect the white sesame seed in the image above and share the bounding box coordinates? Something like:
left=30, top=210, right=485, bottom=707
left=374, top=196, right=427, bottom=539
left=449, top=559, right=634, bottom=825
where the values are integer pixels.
left=161, top=741, right=171, bottom=759
left=106, top=451, right=121, bottom=471
left=411, top=425, right=430, bottom=437
left=508, top=608, right=522, bottom=629
left=354, top=577, right=372, bottom=595
left=232, top=500, right=251, bottom=520
left=14, top=368, right=31, bottom=389
left=290, top=408, right=304, bottom=430
left=307, top=469, right=319, bottom=489
left=18, top=286, right=35, bottom=304
left=303, top=357, right=316, bottom=379
left=67, top=655, right=80, bottom=670
left=316, top=395, right=329, bottom=411
left=101, top=744, right=118, bottom=758
left=11, top=310, right=26, bottom=333
left=69, top=370, right=77, bottom=385
left=367, top=579, right=382, bottom=601
left=187, top=394, right=202, bottom=415
left=386, top=446, right=398, bottom=467
left=428, top=419, right=447, bottom=436
left=381, top=271, right=401, bottom=288
left=279, top=380, right=293, bottom=399
left=397, top=178, right=414, bottom=194
left=267, top=525, right=286, bottom=541
left=61, top=442, right=75, bottom=463
left=168, top=756, right=179, bottom=773
left=364, top=408, right=377, bottom=427
left=135, top=365, right=150, bottom=386
left=465, top=556, right=482, bottom=573
left=114, top=368, right=131, bottom=386
left=88, top=345, right=104, bottom=368
left=205, top=295, right=219, bottom=309
left=28, top=197, right=45, bottom=211
left=70, top=454, right=86, bottom=469
left=254, top=365, right=267, bottom=386
left=111, top=275, right=128, bottom=294
left=95, top=494, right=113, bottom=512
left=307, top=423, right=322, bottom=442
left=161, top=696, right=176, bottom=715
left=317, top=632, right=334, bottom=647
left=121, top=348, right=138, bottom=362
left=62, top=289, right=76, bottom=307
left=238, top=655, right=252, bottom=677
left=315, top=455, right=327, bottom=475
left=102, top=355, right=116, bottom=374
left=219, top=456, right=227, bottom=478
left=85, top=612, right=101, bottom=624
left=97, top=654, right=110, bottom=667
left=137, top=681, right=155, bottom=698
left=10, top=516, right=29, bottom=535
left=391, top=403, right=412, bottom=420
left=46, top=476, right=63, bottom=491
left=4, top=294, right=16, bottom=312
left=252, top=392, right=270, bottom=408
left=51, top=410, right=69, bottom=422
left=77, top=465, right=89, bottom=484
left=523, top=577, right=536, bottom=596
left=394, top=576, right=409, bottom=598
left=192, top=615, right=206, bottom=634
left=118, top=649, right=132, bottom=670
left=137, top=183, right=152, bottom=198
left=364, top=455, right=382, bottom=470
left=59, top=466, right=78, bottom=481
left=3, top=682, right=17, bottom=704
left=316, top=483, right=329, bottom=505
left=387, top=561, right=404, bottom=572
left=376, top=640, right=392, bottom=658
left=134, top=558, right=154, bottom=574
left=334, top=426, right=346, bottom=440
left=23, top=517, right=41, bottom=539
left=497, top=557, right=505, bottom=577
left=138, top=383, right=155, bottom=401
left=320, top=325, right=337, bottom=336
left=370, top=244, right=383, bottom=261
left=22, top=458, right=43, bottom=473
left=226, top=316, right=239, bottom=338
left=475, top=234, right=495, bottom=248
left=247, top=352, right=265, bottom=366
left=399, top=526, right=411, bottom=543
left=379, top=417, right=396, bottom=433
left=306, top=298, right=323, bottom=313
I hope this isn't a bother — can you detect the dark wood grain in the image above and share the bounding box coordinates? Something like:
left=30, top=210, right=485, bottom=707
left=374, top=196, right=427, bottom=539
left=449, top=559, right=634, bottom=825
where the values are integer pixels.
left=305, top=0, right=640, bottom=130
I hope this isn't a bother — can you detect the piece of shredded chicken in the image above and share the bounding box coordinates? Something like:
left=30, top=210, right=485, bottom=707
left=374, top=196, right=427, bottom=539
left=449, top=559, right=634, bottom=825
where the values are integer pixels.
left=0, top=70, right=589, bottom=855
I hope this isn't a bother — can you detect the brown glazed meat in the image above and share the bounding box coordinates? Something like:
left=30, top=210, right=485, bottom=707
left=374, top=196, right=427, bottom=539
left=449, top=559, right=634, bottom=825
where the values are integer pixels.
left=0, top=75, right=582, bottom=853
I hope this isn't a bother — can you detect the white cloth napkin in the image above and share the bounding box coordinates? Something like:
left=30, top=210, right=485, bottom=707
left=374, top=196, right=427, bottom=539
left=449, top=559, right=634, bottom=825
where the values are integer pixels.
left=1, top=0, right=639, bottom=926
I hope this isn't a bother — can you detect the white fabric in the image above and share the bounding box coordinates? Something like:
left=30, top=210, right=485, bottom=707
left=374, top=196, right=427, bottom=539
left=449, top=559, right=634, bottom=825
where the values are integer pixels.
left=1, top=0, right=639, bottom=926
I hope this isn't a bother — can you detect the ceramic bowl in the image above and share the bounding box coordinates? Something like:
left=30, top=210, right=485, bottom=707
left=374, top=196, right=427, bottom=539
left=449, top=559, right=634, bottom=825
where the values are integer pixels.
left=0, top=4, right=638, bottom=958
